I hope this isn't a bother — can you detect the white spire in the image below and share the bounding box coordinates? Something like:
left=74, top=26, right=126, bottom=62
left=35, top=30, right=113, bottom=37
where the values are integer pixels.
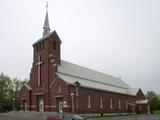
left=43, top=2, right=50, bottom=36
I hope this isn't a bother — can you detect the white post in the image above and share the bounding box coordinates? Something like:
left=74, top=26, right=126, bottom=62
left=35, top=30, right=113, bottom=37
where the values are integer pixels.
left=71, top=93, right=74, bottom=113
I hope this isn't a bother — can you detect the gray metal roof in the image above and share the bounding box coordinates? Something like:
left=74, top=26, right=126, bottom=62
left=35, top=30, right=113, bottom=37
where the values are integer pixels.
left=57, top=60, right=137, bottom=96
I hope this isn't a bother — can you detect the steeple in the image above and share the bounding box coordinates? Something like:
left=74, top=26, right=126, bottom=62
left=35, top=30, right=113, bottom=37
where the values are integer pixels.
left=43, top=2, right=50, bottom=36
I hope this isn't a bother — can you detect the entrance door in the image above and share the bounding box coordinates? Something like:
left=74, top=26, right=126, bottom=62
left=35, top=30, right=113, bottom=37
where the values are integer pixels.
left=23, top=100, right=27, bottom=111
left=24, top=102, right=27, bottom=111
left=39, top=99, right=44, bottom=112
left=59, top=102, right=63, bottom=113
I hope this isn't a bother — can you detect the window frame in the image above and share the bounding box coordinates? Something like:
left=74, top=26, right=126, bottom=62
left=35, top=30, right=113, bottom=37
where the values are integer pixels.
left=110, top=97, right=113, bottom=109
left=88, top=95, right=91, bottom=108
left=100, top=96, right=103, bottom=109
left=118, top=98, right=121, bottom=109
left=126, top=99, right=128, bottom=109
left=58, top=84, right=61, bottom=93
left=75, top=87, right=79, bottom=96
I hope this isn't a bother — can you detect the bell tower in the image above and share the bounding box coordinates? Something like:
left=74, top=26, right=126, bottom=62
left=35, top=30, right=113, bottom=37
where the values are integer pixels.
left=28, top=2, right=61, bottom=111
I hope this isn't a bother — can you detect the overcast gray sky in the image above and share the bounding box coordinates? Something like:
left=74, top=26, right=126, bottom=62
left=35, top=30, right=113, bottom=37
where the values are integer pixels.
left=0, top=0, right=160, bottom=94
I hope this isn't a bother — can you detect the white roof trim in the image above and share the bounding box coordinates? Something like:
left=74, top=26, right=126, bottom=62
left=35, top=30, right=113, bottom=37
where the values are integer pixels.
left=24, top=84, right=32, bottom=90
left=135, top=99, right=149, bottom=104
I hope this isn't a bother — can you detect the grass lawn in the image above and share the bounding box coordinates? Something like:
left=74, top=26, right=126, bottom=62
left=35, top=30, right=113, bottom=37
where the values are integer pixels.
left=87, top=116, right=111, bottom=120
left=153, top=110, right=160, bottom=115
left=86, top=114, right=142, bottom=120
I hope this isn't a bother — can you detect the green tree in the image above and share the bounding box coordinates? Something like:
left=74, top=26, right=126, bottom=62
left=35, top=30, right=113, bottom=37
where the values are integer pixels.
left=159, top=95, right=160, bottom=109
left=146, top=91, right=160, bottom=111
left=0, top=73, right=29, bottom=112
left=0, top=73, right=13, bottom=112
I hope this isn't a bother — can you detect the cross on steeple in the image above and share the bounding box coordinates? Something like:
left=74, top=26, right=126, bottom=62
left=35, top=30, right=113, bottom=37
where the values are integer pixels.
left=43, top=1, right=50, bottom=36
left=46, top=2, right=48, bottom=13
left=36, top=56, right=43, bottom=86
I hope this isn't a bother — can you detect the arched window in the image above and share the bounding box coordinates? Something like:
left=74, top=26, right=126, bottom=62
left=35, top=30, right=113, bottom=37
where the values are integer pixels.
left=58, top=84, right=61, bottom=93
left=88, top=95, right=91, bottom=108
left=126, top=99, right=128, bottom=109
left=75, top=87, right=79, bottom=96
left=110, top=97, right=113, bottom=109
left=100, top=96, right=103, bottom=108
left=118, top=98, right=121, bottom=109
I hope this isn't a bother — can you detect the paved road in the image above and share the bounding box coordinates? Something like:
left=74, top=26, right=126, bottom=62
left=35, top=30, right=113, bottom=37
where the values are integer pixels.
left=0, top=114, right=34, bottom=120
left=0, top=113, right=160, bottom=120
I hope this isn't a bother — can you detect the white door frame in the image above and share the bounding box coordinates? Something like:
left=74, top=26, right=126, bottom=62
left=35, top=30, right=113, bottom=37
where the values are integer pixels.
left=39, top=99, right=44, bottom=112
left=24, top=102, right=27, bottom=111
left=59, top=102, right=63, bottom=113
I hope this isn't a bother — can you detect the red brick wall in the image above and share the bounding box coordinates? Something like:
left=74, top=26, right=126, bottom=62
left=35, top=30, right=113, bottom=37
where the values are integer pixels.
left=136, top=89, right=145, bottom=100
left=50, top=78, right=70, bottom=112
left=63, top=84, right=136, bottom=114
left=136, top=104, right=149, bottom=114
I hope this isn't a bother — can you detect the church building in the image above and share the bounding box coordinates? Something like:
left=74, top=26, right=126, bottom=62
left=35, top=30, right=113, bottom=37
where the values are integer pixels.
left=20, top=6, right=149, bottom=114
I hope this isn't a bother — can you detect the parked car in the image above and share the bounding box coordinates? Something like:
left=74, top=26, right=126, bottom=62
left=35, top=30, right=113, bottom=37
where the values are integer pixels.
left=47, top=115, right=63, bottom=120
left=46, top=113, right=84, bottom=120
left=59, top=113, right=84, bottom=120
